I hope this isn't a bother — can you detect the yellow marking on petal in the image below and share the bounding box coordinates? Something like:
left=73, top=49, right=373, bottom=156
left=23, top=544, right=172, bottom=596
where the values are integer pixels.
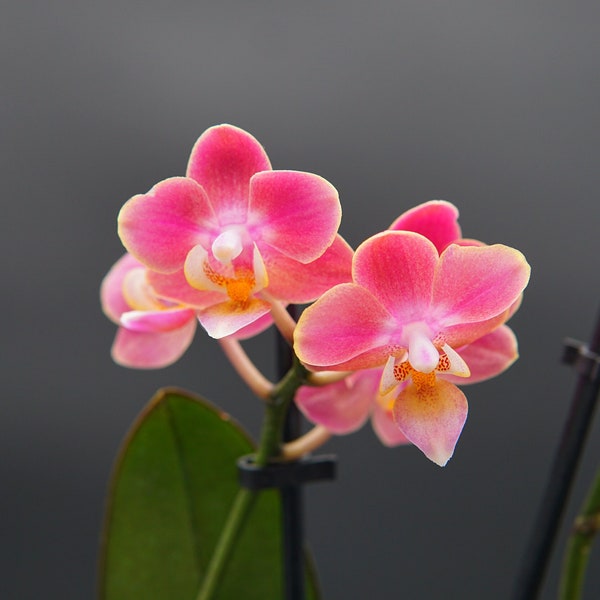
left=411, top=371, right=438, bottom=403
left=378, top=390, right=396, bottom=412
left=203, top=261, right=255, bottom=308
left=252, top=244, right=269, bottom=291
left=122, top=268, right=163, bottom=311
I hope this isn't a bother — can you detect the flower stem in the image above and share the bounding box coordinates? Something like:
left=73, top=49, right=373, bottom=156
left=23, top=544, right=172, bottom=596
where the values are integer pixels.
left=195, top=488, right=257, bottom=600
left=282, top=425, right=332, bottom=461
left=195, top=354, right=310, bottom=600
left=559, top=469, right=600, bottom=600
left=262, top=292, right=297, bottom=344
left=255, top=356, right=310, bottom=466
left=219, top=338, right=274, bottom=399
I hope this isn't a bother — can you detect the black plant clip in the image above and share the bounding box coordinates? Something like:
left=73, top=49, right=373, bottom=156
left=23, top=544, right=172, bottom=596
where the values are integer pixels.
left=237, top=454, right=337, bottom=491
left=237, top=451, right=337, bottom=600
left=563, top=337, right=600, bottom=382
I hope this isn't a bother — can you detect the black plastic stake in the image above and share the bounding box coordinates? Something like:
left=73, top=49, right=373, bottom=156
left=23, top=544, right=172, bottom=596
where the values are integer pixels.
left=237, top=308, right=336, bottom=599
left=278, top=305, right=305, bottom=600
left=512, top=307, right=600, bottom=599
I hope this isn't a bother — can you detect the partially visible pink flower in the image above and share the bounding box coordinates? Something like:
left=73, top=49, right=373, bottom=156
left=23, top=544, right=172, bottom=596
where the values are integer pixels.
left=294, top=229, right=530, bottom=466
left=389, top=199, right=485, bottom=250
left=101, top=253, right=280, bottom=368
left=389, top=199, right=463, bottom=252
left=118, top=124, right=351, bottom=338
left=100, top=254, right=203, bottom=368
left=296, top=369, right=409, bottom=446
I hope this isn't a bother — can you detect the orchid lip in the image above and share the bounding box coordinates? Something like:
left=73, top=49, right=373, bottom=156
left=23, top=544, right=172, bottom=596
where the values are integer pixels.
left=379, top=338, right=470, bottom=399
left=184, top=242, right=269, bottom=308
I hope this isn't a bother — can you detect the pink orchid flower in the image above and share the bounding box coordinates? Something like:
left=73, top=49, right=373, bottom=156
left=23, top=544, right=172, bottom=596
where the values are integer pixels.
left=295, top=201, right=523, bottom=461
left=294, top=222, right=530, bottom=466
left=118, top=124, right=351, bottom=338
left=100, top=254, right=200, bottom=368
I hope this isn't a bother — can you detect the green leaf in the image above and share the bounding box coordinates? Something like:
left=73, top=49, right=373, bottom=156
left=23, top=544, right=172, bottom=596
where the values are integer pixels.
left=99, top=387, right=321, bottom=600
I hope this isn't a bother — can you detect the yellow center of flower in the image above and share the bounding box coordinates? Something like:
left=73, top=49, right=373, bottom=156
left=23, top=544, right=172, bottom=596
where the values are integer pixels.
left=410, top=371, right=438, bottom=402
left=391, top=350, right=457, bottom=402
left=203, top=262, right=255, bottom=307
left=225, top=275, right=255, bottom=306
left=183, top=242, right=269, bottom=308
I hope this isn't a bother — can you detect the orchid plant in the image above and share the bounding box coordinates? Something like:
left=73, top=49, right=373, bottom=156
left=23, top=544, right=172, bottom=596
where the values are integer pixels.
left=99, top=123, right=600, bottom=600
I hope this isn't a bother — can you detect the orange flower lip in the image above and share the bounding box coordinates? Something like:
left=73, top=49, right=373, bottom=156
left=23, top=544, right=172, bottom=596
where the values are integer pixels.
left=188, top=243, right=268, bottom=307
left=201, top=259, right=256, bottom=308
left=225, top=273, right=255, bottom=308
left=391, top=345, right=469, bottom=385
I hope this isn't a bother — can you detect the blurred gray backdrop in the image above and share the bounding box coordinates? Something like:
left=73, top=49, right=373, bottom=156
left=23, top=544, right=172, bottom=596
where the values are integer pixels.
left=2, top=1, right=600, bottom=598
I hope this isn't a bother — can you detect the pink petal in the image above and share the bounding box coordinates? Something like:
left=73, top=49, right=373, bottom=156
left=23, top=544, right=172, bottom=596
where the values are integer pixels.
left=507, top=294, right=524, bottom=318
left=248, top=170, right=341, bottom=263
left=198, top=298, right=272, bottom=339
left=294, top=283, right=395, bottom=369
left=437, top=293, right=521, bottom=350
left=186, top=124, right=271, bottom=223
left=433, top=243, right=531, bottom=326
left=455, top=238, right=485, bottom=248
left=229, top=311, right=275, bottom=340
left=261, top=234, right=353, bottom=303
left=393, top=378, right=468, bottom=466
left=310, top=345, right=403, bottom=373
left=295, top=370, right=378, bottom=434
left=111, top=319, right=197, bottom=369
left=389, top=200, right=461, bottom=254
left=371, top=402, right=410, bottom=447
left=353, top=231, right=438, bottom=322
left=438, top=309, right=511, bottom=349
left=100, top=253, right=142, bottom=323
left=121, top=307, right=195, bottom=333
left=443, top=325, right=518, bottom=385
left=118, top=177, right=218, bottom=272
left=147, top=269, right=224, bottom=308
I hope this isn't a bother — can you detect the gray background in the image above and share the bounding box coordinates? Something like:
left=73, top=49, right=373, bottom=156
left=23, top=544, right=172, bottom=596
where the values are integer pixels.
left=3, top=1, right=600, bottom=598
